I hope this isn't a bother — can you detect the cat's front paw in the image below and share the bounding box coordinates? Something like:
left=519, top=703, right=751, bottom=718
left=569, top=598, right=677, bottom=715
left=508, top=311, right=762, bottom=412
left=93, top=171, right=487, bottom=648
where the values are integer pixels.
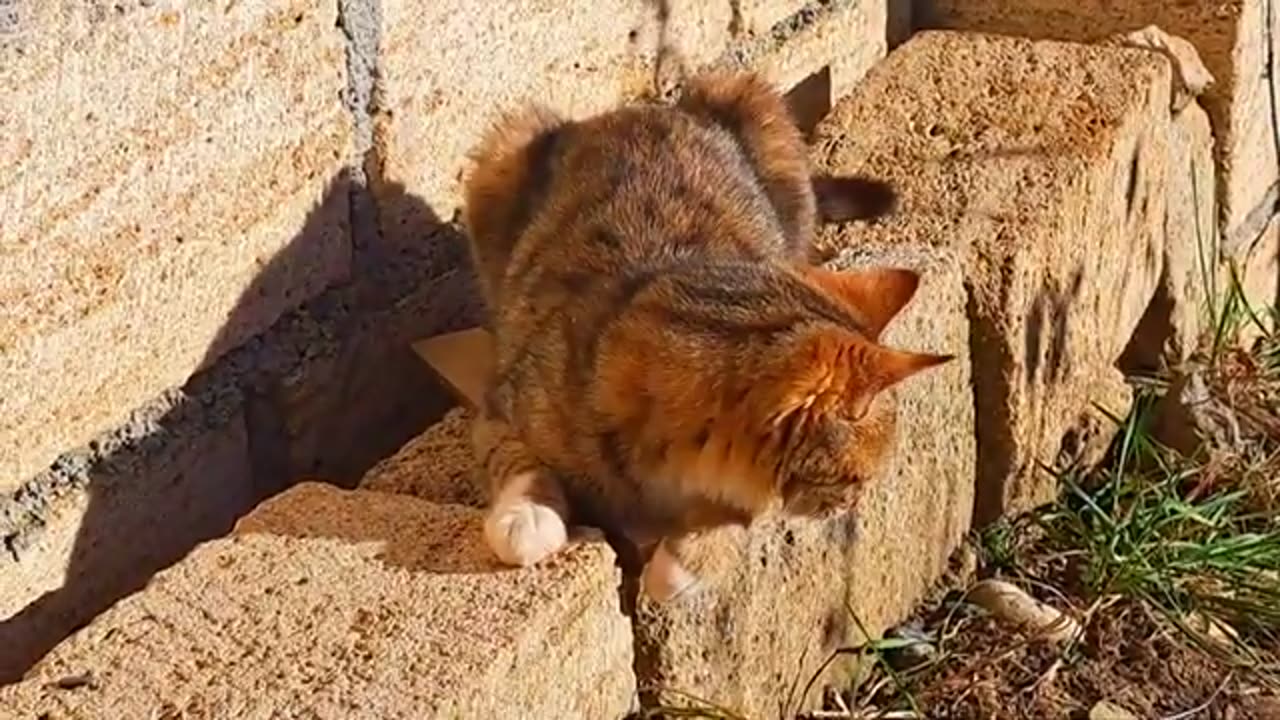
left=484, top=474, right=568, bottom=567
left=641, top=544, right=702, bottom=603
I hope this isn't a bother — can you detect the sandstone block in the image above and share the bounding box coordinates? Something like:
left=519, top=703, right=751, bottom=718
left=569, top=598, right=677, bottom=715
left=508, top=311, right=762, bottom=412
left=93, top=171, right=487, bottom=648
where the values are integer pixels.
left=254, top=234, right=482, bottom=490
left=0, top=0, right=352, bottom=491
left=812, top=31, right=1170, bottom=522
left=734, top=0, right=810, bottom=37
left=0, top=222, right=478, bottom=683
left=1166, top=106, right=1221, bottom=359
left=373, top=0, right=887, bottom=229
left=917, top=0, right=1280, bottom=256
left=0, top=388, right=252, bottom=683
left=722, top=0, right=888, bottom=99
left=0, top=483, right=636, bottom=719
left=360, top=407, right=485, bottom=506
left=1122, top=104, right=1219, bottom=368
left=1237, top=215, right=1280, bottom=341
left=633, top=243, right=974, bottom=717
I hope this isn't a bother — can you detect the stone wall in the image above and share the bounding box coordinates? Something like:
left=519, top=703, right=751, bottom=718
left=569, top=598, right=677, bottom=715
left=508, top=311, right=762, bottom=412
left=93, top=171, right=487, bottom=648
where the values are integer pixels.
left=0, top=0, right=892, bottom=689
left=2, top=0, right=1277, bottom=717
left=918, top=0, right=1280, bottom=333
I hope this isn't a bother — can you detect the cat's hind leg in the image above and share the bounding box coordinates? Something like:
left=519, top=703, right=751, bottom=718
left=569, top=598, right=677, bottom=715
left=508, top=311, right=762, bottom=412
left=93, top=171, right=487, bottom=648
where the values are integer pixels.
left=641, top=535, right=702, bottom=602
left=472, top=414, right=569, bottom=566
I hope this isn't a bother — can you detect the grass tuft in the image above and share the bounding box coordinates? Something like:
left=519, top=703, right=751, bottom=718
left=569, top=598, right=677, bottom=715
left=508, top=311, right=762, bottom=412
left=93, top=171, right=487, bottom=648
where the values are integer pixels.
left=1037, top=391, right=1280, bottom=665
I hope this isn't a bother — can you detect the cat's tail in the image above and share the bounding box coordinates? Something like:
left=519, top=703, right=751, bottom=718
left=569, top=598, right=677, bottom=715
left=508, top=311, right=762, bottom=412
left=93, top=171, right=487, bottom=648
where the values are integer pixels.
left=811, top=175, right=898, bottom=223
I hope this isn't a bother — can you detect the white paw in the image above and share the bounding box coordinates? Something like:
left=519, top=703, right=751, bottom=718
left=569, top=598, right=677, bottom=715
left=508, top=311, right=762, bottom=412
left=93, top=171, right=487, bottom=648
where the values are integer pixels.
left=641, top=544, right=701, bottom=603
left=483, top=474, right=567, bottom=567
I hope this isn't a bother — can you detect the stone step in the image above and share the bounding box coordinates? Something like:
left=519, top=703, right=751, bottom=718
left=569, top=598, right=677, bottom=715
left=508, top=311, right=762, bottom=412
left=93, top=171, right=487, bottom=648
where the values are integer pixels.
left=918, top=0, right=1280, bottom=271
left=812, top=29, right=1175, bottom=523
left=0, top=483, right=635, bottom=719
left=0, top=221, right=476, bottom=684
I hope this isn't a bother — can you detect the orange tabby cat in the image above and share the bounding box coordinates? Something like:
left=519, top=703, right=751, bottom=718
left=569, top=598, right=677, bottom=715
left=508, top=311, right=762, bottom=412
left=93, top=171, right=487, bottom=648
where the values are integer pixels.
left=463, top=70, right=950, bottom=601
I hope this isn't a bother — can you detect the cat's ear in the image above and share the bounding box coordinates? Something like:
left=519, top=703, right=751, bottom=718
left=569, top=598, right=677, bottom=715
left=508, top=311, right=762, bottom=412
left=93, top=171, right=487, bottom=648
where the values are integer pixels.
left=847, top=340, right=952, bottom=418
left=805, top=266, right=920, bottom=338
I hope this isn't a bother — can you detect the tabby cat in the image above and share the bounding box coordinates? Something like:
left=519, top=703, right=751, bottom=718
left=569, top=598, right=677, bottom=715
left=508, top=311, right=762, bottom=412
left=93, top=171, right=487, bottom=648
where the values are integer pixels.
left=463, top=70, right=951, bottom=601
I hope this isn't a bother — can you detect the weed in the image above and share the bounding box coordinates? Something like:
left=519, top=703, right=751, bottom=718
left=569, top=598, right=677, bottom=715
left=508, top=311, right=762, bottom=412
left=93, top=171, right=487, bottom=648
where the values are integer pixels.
left=1037, top=393, right=1280, bottom=666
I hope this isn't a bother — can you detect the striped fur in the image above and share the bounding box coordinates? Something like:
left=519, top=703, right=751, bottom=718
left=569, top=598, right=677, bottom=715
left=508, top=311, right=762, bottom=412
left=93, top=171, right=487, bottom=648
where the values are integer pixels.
left=462, top=71, right=950, bottom=597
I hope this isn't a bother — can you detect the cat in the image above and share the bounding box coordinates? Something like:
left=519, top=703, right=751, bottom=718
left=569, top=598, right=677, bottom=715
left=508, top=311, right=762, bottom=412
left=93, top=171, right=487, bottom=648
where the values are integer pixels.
left=462, top=70, right=951, bottom=601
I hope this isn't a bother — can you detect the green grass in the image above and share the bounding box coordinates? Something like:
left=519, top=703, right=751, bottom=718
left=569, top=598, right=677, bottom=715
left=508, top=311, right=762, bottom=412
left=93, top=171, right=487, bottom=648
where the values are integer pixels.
left=1023, top=267, right=1280, bottom=670
left=845, top=290, right=1280, bottom=714
left=1035, top=392, right=1280, bottom=667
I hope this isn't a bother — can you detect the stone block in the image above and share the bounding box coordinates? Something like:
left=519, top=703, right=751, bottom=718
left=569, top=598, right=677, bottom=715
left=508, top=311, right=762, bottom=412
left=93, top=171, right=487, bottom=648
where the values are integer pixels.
left=360, top=407, right=485, bottom=506
left=250, top=228, right=481, bottom=492
left=721, top=0, right=888, bottom=98
left=1237, top=215, right=1280, bottom=339
left=0, top=389, right=252, bottom=683
left=0, top=483, right=636, bottom=719
left=372, top=0, right=887, bottom=226
left=633, top=243, right=974, bottom=717
left=1166, top=105, right=1222, bottom=358
left=0, top=220, right=478, bottom=682
left=1122, top=104, right=1219, bottom=368
left=917, top=0, right=1280, bottom=256
left=0, top=0, right=352, bottom=491
left=735, top=0, right=810, bottom=37
left=812, top=31, right=1170, bottom=522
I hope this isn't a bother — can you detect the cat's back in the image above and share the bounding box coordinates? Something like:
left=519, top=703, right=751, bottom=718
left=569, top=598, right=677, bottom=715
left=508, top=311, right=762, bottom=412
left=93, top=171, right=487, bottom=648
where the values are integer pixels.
left=492, top=103, right=792, bottom=382
left=511, top=105, right=788, bottom=279
left=488, top=105, right=791, bottom=480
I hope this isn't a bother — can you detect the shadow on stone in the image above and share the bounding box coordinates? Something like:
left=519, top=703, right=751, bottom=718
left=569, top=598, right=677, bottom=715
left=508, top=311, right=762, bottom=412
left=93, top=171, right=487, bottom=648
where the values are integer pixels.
left=0, top=172, right=480, bottom=681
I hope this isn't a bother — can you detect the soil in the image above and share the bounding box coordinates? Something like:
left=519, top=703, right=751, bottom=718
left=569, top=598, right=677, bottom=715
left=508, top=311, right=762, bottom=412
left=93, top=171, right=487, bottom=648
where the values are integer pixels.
left=900, top=601, right=1279, bottom=719
left=837, top=543, right=1280, bottom=720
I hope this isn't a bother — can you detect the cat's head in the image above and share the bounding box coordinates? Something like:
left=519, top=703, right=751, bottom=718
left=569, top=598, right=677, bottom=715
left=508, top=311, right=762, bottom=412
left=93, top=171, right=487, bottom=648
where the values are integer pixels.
left=765, top=266, right=951, bottom=517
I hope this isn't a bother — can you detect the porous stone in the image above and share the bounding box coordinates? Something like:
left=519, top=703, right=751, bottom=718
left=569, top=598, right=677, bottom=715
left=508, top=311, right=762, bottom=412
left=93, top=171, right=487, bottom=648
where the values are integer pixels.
left=0, top=222, right=478, bottom=682
left=812, top=31, right=1171, bottom=522
left=0, top=483, right=636, bottom=719
left=633, top=243, right=975, bottom=717
left=917, top=0, right=1280, bottom=266
left=1238, top=215, right=1280, bottom=336
left=720, top=0, right=889, bottom=99
left=359, top=407, right=484, bottom=506
left=0, top=0, right=352, bottom=490
left=372, top=0, right=888, bottom=227
left=0, top=387, right=252, bottom=683
left=1165, top=105, right=1221, bottom=359
left=1122, top=102, right=1219, bottom=369
left=251, top=223, right=482, bottom=491
left=734, top=0, right=813, bottom=37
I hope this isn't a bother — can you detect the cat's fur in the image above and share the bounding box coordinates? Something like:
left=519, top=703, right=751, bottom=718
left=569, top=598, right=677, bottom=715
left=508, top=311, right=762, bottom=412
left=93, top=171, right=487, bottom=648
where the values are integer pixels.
left=463, top=70, right=950, bottom=600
